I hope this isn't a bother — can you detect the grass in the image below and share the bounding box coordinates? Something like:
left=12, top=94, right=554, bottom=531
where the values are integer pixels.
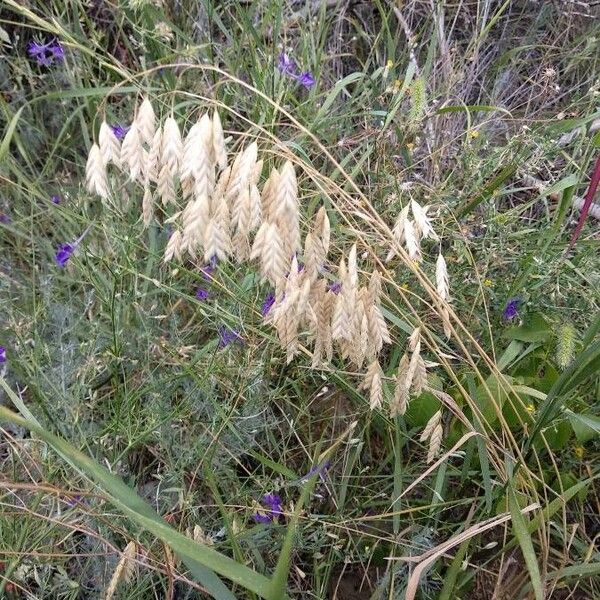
left=1, top=0, right=599, bottom=598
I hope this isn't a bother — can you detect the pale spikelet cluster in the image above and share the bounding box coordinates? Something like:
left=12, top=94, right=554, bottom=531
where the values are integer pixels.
left=436, top=253, right=451, bottom=337
left=98, top=122, right=121, bottom=167
left=85, top=144, right=109, bottom=198
left=104, top=541, right=136, bottom=600
left=420, top=409, right=443, bottom=463
left=391, top=327, right=427, bottom=417
left=387, top=200, right=437, bottom=262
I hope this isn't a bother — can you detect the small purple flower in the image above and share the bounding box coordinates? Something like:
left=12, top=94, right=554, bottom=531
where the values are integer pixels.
left=0, top=346, right=6, bottom=364
left=54, top=225, right=92, bottom=268
left=51, top=195, right=61, bottom=204
left=66, top=494, right=83, bottom=507
left=278, top=52, right=316, bottom=89
left=261, top=291, right=276, bottom=317
left=252, top=493, right=283, bottom=524
left=503, top=297, right=521, bottom=321
left=278, top=53, right=296, bottom=76
left=55, top=243, right=75, bottom=268
left=27, top=40, right=65, bottom=67
left=328, top=282, right=342, bottom=294
left=110, top=124, right=130, bottom=140
left=200, top=255, right=217, bottom=280
left=301, top=461, right=330, bottom=483
left=0, top=213, right=11, bottom=224
left=195, top=287, right=210, bottom=302
left=297, top=71, right=315, bottom=89
left=218, top=326, right=243, bottom=349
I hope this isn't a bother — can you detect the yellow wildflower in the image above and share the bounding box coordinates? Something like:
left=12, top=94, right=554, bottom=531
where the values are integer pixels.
left=574, top=445, right=584, bottom=459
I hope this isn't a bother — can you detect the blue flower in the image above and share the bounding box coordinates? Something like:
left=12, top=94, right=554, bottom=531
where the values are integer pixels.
left=328, top=281, right=342, bottom=294
left=196, top=287, right=210, bottom=302
left=0, top=213, right=11, bottom=224
left=55, top=243, right=75, bottom=268
left=261, top=291, right=275, bottom=317
left=277, top=52, right=316, bottom=89
left=200, top=255, right=217, bottom=280
left=252, top=493, right=283, bottom=524
left=110, top=124, right=130, bottom=140
left=218, top=326, right=243, bottom=349
left=51, top=195, right=61, bottom=204
left=503, top=297, right=521, bottom=321
left=0, top=346, right=6, bottom=364
left=301, top=461, right=330, bottom=482
left=27, top=39, right=65, bottom=67
left=297, top=71, right=315, bottom=89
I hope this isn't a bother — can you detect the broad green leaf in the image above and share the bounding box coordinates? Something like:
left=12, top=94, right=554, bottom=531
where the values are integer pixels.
left=567, top=411, right=600, bottom=442
left=504, top=313, right=552, bottom=343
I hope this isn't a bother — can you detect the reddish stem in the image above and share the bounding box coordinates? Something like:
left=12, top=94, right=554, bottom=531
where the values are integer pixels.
left=569, top=154, right=600, bottom=249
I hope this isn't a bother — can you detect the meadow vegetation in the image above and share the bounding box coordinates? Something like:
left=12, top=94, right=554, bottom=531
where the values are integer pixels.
left=0, top=1, right=599, bottom=598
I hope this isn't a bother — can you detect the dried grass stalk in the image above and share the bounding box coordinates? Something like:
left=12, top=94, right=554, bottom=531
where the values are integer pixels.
left=104, top=541, right=136, bottom=600
left=212, top=111, right=228, bottom=170
left=411, top=200, right=437, bottom=241
left=361, top=359, right=384, bottom=409
left=420, top=409, right=443, bottom=463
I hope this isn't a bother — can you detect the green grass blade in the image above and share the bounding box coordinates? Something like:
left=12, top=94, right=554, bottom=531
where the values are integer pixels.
left=508, top=484, right=543, bottom=600
left=0, top=399, right=279, bottom=600
left=0, top=105, right=24, bottom=163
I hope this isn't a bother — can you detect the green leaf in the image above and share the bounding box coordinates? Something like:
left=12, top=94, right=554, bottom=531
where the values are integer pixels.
left=0, top=392, right=282, bottom=600
left=474, top=375, right=512, bottom=425
left=528, top=339, right=600, bottom=449
left=508, top=484, right=543, bottom=600
left=0, top=105, right=24, bottom=163
left=567, top=411, right=600, bottom=442
left=504, top=313, right=552, bottom=343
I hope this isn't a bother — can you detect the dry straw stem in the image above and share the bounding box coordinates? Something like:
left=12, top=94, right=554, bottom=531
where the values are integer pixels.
left=105, top=541, right=136, bottom=600
left=396, top=503, right=539, bottom=600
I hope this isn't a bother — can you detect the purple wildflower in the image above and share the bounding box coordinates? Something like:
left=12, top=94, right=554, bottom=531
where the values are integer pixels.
left=252, top=493, right=283, bottom=524
left=54, top=225, right=92, bottom=268
left=503, top=297, right=521, bottom=321
left=55, top=243, right=75, bottom=268
left=278, top=53, right=296, bottom=76
left=65, top=494, right=83, bottom=508
left=0, top=214, right=11, bottom=224
left=328, top=281, right=342, bottom=294
left=200, top=255, right=217, bottom=280
left=297, top=71, right=316, bottom=88
left=261, top=291, right=276, bottom=317
left=0, top=346, right=6, bottom=364
left=218, top=326, right=243, bottom=349
left=51, top=195, right=61, bottom=204
left=110, top=124, right=130, bottom=140
left=27, top=40, right=65, bottom=67
left=301, top=461, right=330, bottom=483
left=277, top=52, right=316, bottom=88
left=195, top=287, right=210, bottom=302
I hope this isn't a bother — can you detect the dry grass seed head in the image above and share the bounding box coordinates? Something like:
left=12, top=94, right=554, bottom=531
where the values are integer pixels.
left=120, top=123, right=144, bottom=182
left=85, top=144, right=109, bottom=198
left=161, top=116, right=183, bottom=177
left=212, top=111, right=228, bottom=170
left=135, top=97, right=156, bottom=146
left=164, top=229, right=183, bottom=262
left=411, top=199, right=438, bottom=241
left=98, top=121, right=121, bottom=167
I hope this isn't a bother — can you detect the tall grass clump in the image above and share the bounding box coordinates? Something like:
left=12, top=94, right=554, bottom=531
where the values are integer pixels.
left=0, top=0, right=599, bottom=598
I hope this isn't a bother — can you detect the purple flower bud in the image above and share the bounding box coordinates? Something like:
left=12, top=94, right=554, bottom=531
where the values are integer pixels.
left=110, top=124, right=130, bottom=140
left=502, top=297, right=521, bottom=321
left=301, top=461, right=330, bottom=482
left=0, top=213, right=11, bottom=224
left=328, top=282, right=342, bottom=294
left=55, top=243, right=75, bottom=268
left=297, top=71, right=315, bottom=88
left=261, top=291, right=275, bottom=317
left=252, top=493, right=283, bottom=524
left=252, top=512, right=273, bottom=524
left=0, top=346, right=6, bottom=364
left=218, top=326, right=243, bottom=349
left=195, top=287, right=210, bottom=302
left=200, top=256, right=217, bottom=280
left=51, top=195, right=61, bottom=204
left=278, top=53, right=297, bottom=76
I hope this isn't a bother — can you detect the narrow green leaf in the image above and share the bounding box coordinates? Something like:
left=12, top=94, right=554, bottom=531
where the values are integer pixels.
left=567, top=411, right=600, bottom=442
left=508, top=485, right=543, bottom=600
left=0, top=105, right=24, bottom=162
